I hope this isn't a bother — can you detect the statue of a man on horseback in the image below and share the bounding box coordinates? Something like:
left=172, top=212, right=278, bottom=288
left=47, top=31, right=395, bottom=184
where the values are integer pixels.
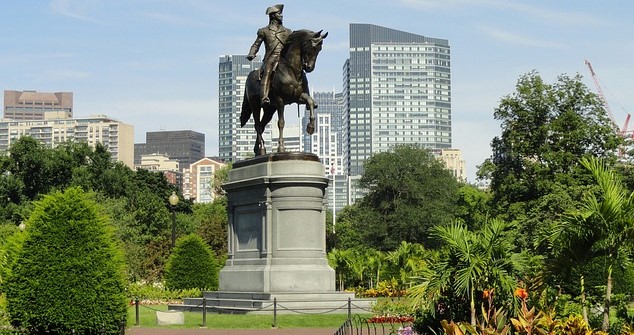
left=246, top=4, right=292, bottom=108
left=241, top=4, right=327, bottom=156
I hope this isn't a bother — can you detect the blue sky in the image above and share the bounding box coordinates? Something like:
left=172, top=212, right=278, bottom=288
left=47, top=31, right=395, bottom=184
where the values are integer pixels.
left=2, top=1, right=633, bottom=182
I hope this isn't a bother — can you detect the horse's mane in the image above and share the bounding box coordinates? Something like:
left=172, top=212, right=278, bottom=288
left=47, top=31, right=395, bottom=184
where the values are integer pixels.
left=282, top=29, right=314, bottom=54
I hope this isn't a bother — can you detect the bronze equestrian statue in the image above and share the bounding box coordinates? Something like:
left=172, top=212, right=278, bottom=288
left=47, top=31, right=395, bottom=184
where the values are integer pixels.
left=246, top=4, right=292, bottom=108
left=241, top=4, right=327, bottom=156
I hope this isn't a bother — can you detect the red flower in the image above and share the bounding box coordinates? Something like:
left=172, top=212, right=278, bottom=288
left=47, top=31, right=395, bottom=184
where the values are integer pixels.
left=514, top=288, right=528, bottom=300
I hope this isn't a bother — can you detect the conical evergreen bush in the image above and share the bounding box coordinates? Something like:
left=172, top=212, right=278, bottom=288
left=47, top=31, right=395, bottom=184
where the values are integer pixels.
left=4, top=187, right=127, bottom=334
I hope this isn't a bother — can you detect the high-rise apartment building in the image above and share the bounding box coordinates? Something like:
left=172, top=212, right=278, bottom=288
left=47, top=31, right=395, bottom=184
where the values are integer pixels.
left=0, top=113, right=134, bottom=167
left=218, top=55, right=271, bottom=162
left=182, top=157, right=226, bottom=203
left=134, top=130, right=205, bottom=170
left=4, top=90, right=73, bottom=120
left=343, top=24, right=451, bottom=177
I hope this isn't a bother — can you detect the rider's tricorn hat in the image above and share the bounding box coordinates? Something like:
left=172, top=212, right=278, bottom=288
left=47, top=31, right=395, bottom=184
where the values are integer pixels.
left=266, top=4, right=284, bottom=15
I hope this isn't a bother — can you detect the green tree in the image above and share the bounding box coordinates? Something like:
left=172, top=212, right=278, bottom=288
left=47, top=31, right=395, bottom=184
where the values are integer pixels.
left=213, top=163, right=231, bottom=197
left=365, top=248, right=386, bottom=288
left=4, top=187, right=127, bottom=334
left=329, top=205, right=364, bottom=250
left=6, top=137, right=51, bottom=200
left=164, top=234, right=219, bottom=291
left=555, top=157, right=634, bottom=331
left=480, top=71, right=621, bottom=250
left=410, top=219, right=519, bottom=325
left=386, top=241, right=431, bottom=290
left=193, top=198, right=228, bottom=259
left=353, top=145, right=460, bottom=250
left=327, top=248, right=353, bottom=291
left=454, top=184, right=492, bottom=231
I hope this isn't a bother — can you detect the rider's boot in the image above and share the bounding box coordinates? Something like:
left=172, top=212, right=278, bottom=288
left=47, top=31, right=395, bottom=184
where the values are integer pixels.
left=261, top=75, right=271, bottom=107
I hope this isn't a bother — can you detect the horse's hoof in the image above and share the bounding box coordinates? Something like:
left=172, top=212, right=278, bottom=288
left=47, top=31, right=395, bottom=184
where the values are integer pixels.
left=306, top=124, right=315, bottom=135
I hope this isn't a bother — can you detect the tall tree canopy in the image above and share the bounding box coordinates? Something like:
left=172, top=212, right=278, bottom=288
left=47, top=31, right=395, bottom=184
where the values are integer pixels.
left=0, top=136, right=189, bottom=282
left=350, top=145, right=460, bottom=250
left=478, top=71, right=621, bottom=249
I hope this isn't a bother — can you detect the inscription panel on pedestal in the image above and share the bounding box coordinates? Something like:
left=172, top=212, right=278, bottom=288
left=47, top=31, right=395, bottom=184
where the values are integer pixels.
left=235, top=209, right=262, bottom=252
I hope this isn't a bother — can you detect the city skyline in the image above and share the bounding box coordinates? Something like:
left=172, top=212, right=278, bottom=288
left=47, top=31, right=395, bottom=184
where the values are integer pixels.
left=2, top=1, right=633, bottom=181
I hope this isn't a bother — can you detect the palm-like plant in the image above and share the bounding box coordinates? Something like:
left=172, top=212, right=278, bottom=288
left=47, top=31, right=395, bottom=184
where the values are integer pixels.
left=365, top=248, right=385, bottom=288
left=555, top=156, right=634, bottom=331
left=347, top=248, right=370, bottom=286
left=410, top=219, right=518, bottom=325
left=386, top=241, right=431, bottom=289
left=328, top=248, right=352, bottom=291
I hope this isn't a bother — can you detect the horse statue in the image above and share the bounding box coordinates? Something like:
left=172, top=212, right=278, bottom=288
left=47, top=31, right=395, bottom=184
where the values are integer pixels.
left=240, top=29, right=328, bottom=156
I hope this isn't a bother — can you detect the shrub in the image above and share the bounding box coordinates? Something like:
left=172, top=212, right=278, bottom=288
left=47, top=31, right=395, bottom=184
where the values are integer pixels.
left=127, top=281, right=201, bottom=303
left=4, top=187, right=127, bottom=334
left=164, top=234, right=219, bottom=291
left=362, top=279, right=407, bottom=297
left=371, top=297, right=414, bottom=317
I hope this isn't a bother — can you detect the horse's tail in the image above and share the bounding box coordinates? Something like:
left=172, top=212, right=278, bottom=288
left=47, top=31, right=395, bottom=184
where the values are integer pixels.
left=240, top=71, right=256, bottom=128
left=240, top=79, right=252, bottom=128
left=240, top=92, right=251, bottom=128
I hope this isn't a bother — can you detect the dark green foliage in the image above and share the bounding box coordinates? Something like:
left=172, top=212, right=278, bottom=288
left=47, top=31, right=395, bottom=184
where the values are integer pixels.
left=4, top=187, right=127, bottom=334
left=0, top=136, right=193, bottom=283
left=454, top=184, right=492, bottom=231
left=193, top=198, right=228, bottom=259
left=164, top=234, right=219, bottom=291
left=328, top=205, right=364, bottom=250
left=6, top=137, right=51, bottom=200
left=353, top=145, right=460, bottom=250
left=481, top=71, right=621, bottom=250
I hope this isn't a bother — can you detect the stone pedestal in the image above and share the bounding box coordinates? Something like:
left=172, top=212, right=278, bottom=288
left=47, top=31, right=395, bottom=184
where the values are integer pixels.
left=218, top=152, right=335, bottom=293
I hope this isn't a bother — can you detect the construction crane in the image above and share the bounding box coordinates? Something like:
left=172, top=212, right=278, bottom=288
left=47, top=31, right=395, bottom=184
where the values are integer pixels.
left=585, top=59, right=632, bottom=137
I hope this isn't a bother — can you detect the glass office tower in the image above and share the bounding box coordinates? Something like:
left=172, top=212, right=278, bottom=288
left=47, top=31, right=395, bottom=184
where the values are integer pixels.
left=343, top=24, right=451, bottom=177
left=218, top=55, right=271, bottom=162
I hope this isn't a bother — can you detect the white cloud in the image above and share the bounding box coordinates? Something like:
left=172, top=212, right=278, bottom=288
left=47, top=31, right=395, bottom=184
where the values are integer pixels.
left=38, top=69, right=92, bottom=82
left=479, top=25, right=568, bottom=50
left=499, top=2, right=606, bottom=26
left=399, top=0, right=605, bottom=26
left=142, top=12, right=208, bottom=27
left=0, top=52, right=75, bottom=66
left=49, top=0, right=103, bottom=23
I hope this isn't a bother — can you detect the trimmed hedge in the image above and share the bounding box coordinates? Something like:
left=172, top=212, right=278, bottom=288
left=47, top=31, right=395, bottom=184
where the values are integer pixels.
left=4, top=187, right=127, bottom=334
left=164, top=234, right=219, bottom=291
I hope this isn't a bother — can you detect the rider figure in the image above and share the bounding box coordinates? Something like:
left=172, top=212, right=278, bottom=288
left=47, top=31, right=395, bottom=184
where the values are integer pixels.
left=246, top=4, right=293, bottom=107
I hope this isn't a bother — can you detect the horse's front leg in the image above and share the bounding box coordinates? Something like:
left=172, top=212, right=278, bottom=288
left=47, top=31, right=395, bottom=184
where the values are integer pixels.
left=277, top=107, right=285, bottom=152
left=300, top=93, right=316, bottom=135
left=253, top=108, right=266, bottom=156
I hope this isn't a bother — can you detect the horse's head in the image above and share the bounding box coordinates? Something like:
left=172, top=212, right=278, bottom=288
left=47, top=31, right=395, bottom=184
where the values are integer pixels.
left=301, top=30, right=328, bottom=73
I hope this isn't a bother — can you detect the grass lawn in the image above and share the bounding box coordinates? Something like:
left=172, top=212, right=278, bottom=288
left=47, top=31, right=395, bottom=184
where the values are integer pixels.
left=127, top=304, right=369, bottom=329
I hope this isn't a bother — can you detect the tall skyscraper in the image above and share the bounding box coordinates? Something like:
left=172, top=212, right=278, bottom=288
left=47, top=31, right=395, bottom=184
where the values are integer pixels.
left=302, top=91, right=344, bottom=157
left=4, top=90, right=72, bottom=120
left=134, top=130, right=205, bottom=170
left=343, top=24, right=451, bottom=177
left=302, top=91, right=347, bottom=212
left=218, top=55, right=271, bottom=162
